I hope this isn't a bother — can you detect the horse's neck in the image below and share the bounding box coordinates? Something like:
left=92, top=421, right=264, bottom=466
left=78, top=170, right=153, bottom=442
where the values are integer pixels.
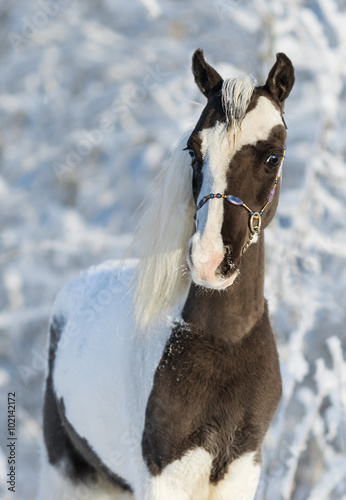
left=182, top=234, right=266, bottom=343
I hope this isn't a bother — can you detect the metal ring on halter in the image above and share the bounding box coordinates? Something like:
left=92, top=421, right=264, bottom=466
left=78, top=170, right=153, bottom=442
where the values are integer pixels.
left=249, top=212, right=262, bottom=234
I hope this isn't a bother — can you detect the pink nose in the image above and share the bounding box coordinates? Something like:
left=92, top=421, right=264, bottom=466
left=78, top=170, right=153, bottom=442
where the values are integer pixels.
left=195, top=251, right=225, bottom=283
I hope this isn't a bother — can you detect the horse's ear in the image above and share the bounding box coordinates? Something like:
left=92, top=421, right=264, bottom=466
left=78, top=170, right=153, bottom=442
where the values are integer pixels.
left=264, top=53, right=295, bottom=103
left=192, top=49, right=223, bottom=98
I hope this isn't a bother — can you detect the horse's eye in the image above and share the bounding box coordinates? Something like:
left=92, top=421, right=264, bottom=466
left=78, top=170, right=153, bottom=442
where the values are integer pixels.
left=188, top=149, right=195, bottom=160
left=183, top=146, right=196, bottom=161
left=266, top=154, right=281, bottom=168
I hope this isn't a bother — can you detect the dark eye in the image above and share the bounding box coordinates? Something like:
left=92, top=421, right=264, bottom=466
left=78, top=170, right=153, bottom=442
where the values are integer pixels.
left=188, top=149, right=195, bottom=161
left=183, top=146, right=196, bottom=162
left=266, top=154, right=281, bottom=168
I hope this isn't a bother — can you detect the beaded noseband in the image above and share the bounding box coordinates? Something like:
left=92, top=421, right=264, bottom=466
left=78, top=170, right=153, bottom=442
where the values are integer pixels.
left=194, top=147, right=286, bottom=254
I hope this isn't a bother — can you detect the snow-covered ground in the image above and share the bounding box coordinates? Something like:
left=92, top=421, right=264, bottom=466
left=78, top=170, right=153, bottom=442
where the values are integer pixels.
left=0, top=0, right=346, bottom=498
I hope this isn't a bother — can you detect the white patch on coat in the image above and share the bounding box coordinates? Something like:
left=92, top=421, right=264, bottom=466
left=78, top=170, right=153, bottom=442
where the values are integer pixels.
left=209, top=452, right=261, bottom=500
left=52, top=260, right=176, bottom=496
left=142, top=447, right=213, bottom=500
left=237, top=96, right=283, bottom=149
left=189, top=96, right=283, bottom=289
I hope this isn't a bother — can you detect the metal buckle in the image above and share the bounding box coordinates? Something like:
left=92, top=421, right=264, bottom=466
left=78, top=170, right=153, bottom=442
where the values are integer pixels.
left=249, top=212, right=262, bottom=234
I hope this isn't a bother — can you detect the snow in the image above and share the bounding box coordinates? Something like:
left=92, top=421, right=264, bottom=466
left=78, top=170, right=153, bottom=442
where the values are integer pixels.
left=0, top=0, right=346, bottom=498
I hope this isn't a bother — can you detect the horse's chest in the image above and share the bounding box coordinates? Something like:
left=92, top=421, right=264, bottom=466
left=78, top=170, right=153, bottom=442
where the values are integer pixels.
left=142, top=323, right=280, bottom=483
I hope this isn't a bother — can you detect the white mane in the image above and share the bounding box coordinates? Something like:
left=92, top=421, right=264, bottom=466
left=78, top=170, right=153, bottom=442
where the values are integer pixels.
left=222, top=77, right=256, bottom=128
left=133, top=132, right=195, bottom=329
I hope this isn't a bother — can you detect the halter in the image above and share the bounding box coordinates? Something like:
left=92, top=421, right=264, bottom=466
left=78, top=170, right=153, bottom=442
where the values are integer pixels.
left=194, top=147, right=286, bottom=254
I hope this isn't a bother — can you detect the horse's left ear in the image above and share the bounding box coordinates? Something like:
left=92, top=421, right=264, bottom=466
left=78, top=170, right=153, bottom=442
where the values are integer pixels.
left=265, top=53, right=295, bottom=103
left=192, top=49, right=223, bottom=98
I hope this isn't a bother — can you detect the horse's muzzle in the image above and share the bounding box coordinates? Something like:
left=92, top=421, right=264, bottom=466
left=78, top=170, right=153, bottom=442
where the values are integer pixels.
left=187, top=241, right=238, bottom=289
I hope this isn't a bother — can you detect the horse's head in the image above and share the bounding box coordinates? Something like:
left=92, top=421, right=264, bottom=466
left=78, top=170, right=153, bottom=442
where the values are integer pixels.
left=187, top=49, right=294, bottom=289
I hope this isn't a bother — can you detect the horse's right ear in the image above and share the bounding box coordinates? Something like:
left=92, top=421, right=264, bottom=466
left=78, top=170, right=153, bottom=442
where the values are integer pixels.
left=192, top=49, right=223, bottom=99
left=264, top=53, right=295, bottom=104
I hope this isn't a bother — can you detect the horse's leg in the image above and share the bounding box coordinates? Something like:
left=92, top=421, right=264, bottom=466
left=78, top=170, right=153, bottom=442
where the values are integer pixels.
left=208, top=452, right=261, bottom=500
left=140, top=447, right=212, bottom=500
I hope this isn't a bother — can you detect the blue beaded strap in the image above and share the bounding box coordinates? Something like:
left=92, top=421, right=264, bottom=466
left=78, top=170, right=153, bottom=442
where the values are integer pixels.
left=195, top=189, right=274, bottom=225
left=196, top=193, right=249, bottom=212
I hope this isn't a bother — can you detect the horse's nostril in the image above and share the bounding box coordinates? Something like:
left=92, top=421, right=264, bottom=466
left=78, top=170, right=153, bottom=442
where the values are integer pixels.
left=217, top=245, right=234, bottom=278
left=224, top=245, right=233, bottom=263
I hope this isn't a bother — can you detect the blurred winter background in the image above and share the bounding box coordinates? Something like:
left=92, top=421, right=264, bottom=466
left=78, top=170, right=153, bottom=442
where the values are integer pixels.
left=0, top=0, right=345, bottom=498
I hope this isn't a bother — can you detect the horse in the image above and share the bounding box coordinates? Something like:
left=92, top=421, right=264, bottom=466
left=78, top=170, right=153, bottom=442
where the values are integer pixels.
left=38, top=49, right=295, bottom=500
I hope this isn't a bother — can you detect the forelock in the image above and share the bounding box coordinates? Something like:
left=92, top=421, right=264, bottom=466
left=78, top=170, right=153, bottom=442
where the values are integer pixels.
left=221, top=77, right=256, bottom=129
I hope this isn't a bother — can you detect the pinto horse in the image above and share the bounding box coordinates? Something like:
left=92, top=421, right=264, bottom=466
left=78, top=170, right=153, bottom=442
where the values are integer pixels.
left=38, top=49, right=295, bottom=500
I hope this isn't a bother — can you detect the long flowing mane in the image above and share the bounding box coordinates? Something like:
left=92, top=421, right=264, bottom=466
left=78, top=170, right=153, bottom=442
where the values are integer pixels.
left=133, top=77, right=256, bottom=329
left=133, top=132, right=195, bottom=329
